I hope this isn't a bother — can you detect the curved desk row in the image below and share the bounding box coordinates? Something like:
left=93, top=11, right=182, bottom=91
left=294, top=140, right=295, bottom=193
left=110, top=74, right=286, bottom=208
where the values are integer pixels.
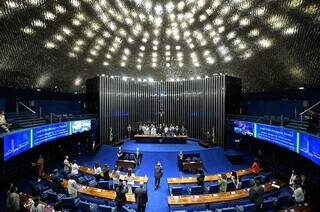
left=168, top=180, right=285, bottom=205
left=167, top=168, right=253, bottom=184
left=61, top=179, right=136, bottom=203
left=79, top=166, right=148, bottom=184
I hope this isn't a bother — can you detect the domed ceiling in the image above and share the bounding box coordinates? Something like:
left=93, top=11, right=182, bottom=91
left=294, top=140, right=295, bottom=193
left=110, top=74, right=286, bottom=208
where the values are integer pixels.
left=0, top=0, right=320, bottom=92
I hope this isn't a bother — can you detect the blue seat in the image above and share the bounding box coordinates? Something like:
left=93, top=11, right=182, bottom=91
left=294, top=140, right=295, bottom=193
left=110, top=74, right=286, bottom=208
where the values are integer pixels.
left=208, top=203, right=228, bottom=210
left=124, top=154, right=129, bottom=160
left=88, top=180, right=97, bottom=187
left=261, top=172, right=272, bottom=183
left=226, top=182, right=236, bottom=191
left=170, top=187, right=183, bottom=196
left=188, top=186, right=203, bottom=195
left=99, top=205, right=113, bottom=212
left=79, top=200, right=98, bottom=212
left=236, top=203, right=255, bottom=212
left=84, top=175, right=95, bottom=182
left=262, top=198, right=276, bottom=210
left=215, top=207, right=237, bottom=212
left=277, top=193, right=290, bottom=209
left=184, top=204, right=207, bottom=211
left=129, top=154, right=135, bottom=160
left=240, top=179, right=253, bottom=188
left=77, top=176, right=87, bottom=185
left=207, top=184, right=219, bottom=194
left=60, top=196, right=80, bottom=209
left=97, top=181, right=109, bottom=189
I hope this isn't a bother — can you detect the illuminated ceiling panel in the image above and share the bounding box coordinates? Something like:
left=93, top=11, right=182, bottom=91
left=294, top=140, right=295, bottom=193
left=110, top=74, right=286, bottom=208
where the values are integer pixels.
left=0, top=0, right=320, bottom=92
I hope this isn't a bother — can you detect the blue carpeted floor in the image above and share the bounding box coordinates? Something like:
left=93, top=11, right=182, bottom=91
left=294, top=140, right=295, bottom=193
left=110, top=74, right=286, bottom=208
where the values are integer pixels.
left=15, top=140, right=252, bottom=212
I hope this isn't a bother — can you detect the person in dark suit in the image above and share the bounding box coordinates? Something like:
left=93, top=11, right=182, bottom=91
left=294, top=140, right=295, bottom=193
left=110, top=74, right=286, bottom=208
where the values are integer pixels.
left=134, top=183, right=148, bottom=212
left=51, top=169, right=63, bottom=193
left=115, top=180, right=128, bottom=212
left=154, top=162, right=163, bottom=190
left=249, top=178, right=264, bottom=211
left=197, top=169, right=205, bottom=192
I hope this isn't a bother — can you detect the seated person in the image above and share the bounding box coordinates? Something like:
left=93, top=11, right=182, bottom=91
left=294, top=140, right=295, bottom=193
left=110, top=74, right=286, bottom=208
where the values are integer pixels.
left=164, top=125, right=169, bottom=135
left=71, top=160, right=80, bottom=176
left=180, top=125, right=186, bottom=135
left=0, top=111, right=10, bottom=132
left=150, top=125, right=157, bottom=135
left=110, top=166, right=120, bottom=189
left=117, top=147, right=124, bottom=160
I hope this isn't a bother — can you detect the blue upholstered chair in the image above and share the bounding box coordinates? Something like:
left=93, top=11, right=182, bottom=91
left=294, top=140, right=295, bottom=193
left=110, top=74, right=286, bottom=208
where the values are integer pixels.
left=98, top=204, right=113, bottom=212
left=97, top=180, right=109, bottom=189
left=170, top=187, right=183, bottom=196
left=188, top=186, right=203, bottom=195
left=60, top=196, right=80, bottom=209
left=235, top=203, right=255, bottom=212
left=79, top=200, right=98, bottom=212
left=215, top=207, right=237, bottom=212
left=207, top=184, right=219, bottom=194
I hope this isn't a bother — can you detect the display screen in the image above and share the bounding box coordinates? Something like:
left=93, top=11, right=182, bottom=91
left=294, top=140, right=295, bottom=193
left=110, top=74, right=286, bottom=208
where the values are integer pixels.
left=234, top=120, right=254, bottom=136
left=299, top=133, right=320, bottom=166
left=33, top=122, right=70, bottom=147
left=71, top=119, right=91, bottom=133
left=255, top=124, right=297, bottom=152
left=3, top=129, right=31, bottom=161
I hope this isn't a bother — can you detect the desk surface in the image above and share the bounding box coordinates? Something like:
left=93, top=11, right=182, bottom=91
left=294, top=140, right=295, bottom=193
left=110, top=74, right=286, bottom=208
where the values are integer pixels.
left=167, top=168, right=253, bottom=184
left=79, top=166, right=148, bottom=184
left=134, top=135, right=188, bottom=138
left=168, top=180, right=285, bottom=205
left=61, top=179, right=136, bottom=202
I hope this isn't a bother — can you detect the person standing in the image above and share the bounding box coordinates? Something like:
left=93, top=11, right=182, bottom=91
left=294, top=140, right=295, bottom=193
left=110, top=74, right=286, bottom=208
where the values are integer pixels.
left=30, top=197, right=45, bottom=212
left=32, top=155, right=44, bottom=182
left=94, top=162, right=102, bottom=181
left=135, top=147, right=141, bottom=166
left=249, top=178, right=264, bottom=212
left=51, top=169, right=63, bottom=193
left=127, top=124, right=132, bottom=139
left=218, top=174, right=227, bottom=193
left=67, top=175, right=79, bottom=198
left=126, top=168, right=135, bottom=193
left=292, top=183, right=305, bottom=204
left=6, top=186, right=20, bottom=212
left=197, top=169, right=205, bottom=192
left=154, top=162, right=163, bottom=190
left=251, top=158, right=260, bottom=176
left=102, top=164, right=110, bottom=181
left=115, top=180, right=128, bottom=212
left=231, top=171, right=240, bottom=189
left=111, top=166, right=120, bottom=189
left=71, top=160, right=80, bottom=176
left=178, top=152, right=184, bottom=171
left=135, top=182, right=148, bottom=212
left=64, top=155, right=71, bottom=174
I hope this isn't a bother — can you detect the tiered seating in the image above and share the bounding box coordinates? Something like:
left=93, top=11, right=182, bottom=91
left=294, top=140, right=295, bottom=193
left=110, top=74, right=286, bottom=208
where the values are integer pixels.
left=6, top=111, right=48, bottom=129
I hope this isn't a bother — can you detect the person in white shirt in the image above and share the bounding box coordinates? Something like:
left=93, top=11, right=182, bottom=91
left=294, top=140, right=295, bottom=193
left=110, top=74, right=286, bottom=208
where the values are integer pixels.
left=30, top=197, right=45, bottom=212
left=0, top=111, right=10, bottom=132
left=126, top=168, right=135, bottom=193
left=111, top=166, right=120, bottom=189
left=68, top=175, right=79, bottom=198
left=71, top=160, right=80, bottom=176
left=292, top=184, right=305, bottom=204
left=164, top=125, right=169, bottom=135
left=64, top=155, right=71, bottom=174
left=151, top=126, right=157, bottom=135
left=144, top=126, right=150, bottom=135
left=94, top=162, right=102, bottom=181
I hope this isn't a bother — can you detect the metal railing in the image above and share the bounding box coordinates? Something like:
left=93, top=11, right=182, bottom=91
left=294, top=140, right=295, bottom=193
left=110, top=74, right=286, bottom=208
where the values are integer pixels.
left=299, top=100, right=320, bottom=128
left=16, top=101, right=36, bottom=114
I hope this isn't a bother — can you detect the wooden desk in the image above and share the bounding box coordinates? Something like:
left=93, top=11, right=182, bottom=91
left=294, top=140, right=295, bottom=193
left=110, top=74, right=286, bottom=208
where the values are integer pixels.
left=168, top=180, right=285, bottom=205
left=79, top=166, right=148, bottom=184
left=182, top=161, right=203, bottom=172
left=61, top=179, right=136, bottom=203
left=167, top=168, right=253, bottom=185
left=134, top=135, right=188, bottom=143
left=116, top=160, right=136, bottom=171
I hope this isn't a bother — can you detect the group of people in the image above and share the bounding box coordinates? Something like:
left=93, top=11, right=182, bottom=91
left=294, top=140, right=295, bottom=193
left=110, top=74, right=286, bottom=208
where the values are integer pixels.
left=117, top=146, right=142, bottom=166
left=134, top=123, right=187, bottom=136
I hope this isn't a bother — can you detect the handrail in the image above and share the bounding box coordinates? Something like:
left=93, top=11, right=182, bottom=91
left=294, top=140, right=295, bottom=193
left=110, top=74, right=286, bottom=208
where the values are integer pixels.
left=299, top=100, right=320, bottom=116
left=18, top=102, right=36, bottom=114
